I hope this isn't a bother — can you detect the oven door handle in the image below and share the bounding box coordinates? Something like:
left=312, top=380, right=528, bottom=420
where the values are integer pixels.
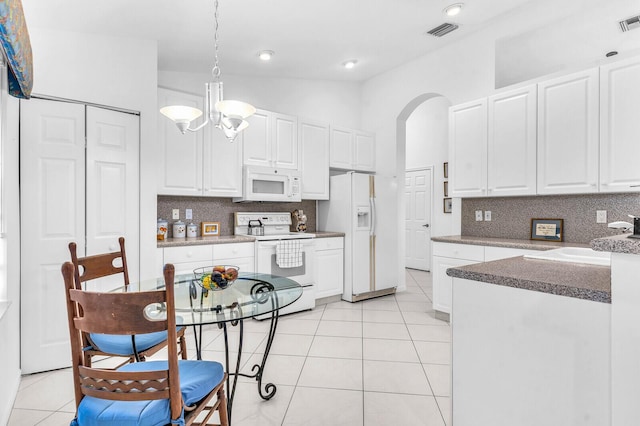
left=258, top=241, right=314, bottom=248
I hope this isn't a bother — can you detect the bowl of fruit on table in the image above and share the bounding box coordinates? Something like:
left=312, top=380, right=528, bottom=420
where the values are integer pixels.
left=193, top=265, right=239, bottom=291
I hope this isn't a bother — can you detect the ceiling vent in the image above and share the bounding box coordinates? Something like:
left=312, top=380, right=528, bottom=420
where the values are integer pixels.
left=426, top=22, right=459, bottom=37
left=619, top=14, right=640, bottom=32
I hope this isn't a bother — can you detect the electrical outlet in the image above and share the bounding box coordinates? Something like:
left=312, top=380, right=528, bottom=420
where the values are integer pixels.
left=185, top=209, right=193, bottom=220
left=596, top=210, right=607, bottom=224
left=172, top=209, right=180, bottom=220
left=475, top=210, right=483, bottom=221
left=484, top=210, right=492, bottom=221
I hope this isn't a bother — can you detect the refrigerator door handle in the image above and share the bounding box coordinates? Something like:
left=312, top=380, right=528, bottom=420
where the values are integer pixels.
left=370, top=196, right=376, bottom=236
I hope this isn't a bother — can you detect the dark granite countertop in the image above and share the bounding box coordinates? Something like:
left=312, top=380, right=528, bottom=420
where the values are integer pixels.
left=432, top=235, right=589, bottom=251
left=446, top=256, right=611, bottom=303
left=157, top=235, right=256, bottom=248
left=591, top=233, right=640, bottom=255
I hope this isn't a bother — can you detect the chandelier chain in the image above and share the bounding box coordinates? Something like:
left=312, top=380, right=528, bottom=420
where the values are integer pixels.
left=212, top=0, right=221, bottom=80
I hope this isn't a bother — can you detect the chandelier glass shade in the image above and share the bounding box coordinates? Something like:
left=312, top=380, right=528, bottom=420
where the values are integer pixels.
left=160, top=0, right=255, bottom=142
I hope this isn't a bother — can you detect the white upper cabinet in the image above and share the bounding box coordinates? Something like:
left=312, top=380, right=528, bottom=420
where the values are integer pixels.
left=202, top=125, right=243, bottom=197
left=243, top=109, right=298, bottom=169
left=600, top=56, right=640, bottom=192
left=157, top=87, right=204, bottom=196
left=449, top=99, right=487, bottom=197
left=487, top=85, right=537, bottom=196
left=354, top=131, right=376, bottom=171
left=158, top=87, right=242, bottom=197
left=537, top=68, right=599, bottom=194
left=329, top=126, right=353, bottom=169
left=299, top=118, right=330, bottom=200
left=329, top=126, right=376, bottom=172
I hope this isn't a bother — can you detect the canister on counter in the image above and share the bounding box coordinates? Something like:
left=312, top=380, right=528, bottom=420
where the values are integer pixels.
left=157, top=218, right=168, bottom=241
left=173, top=220, right=186, bottom=238
left=187, top=223, right=198, bottom=238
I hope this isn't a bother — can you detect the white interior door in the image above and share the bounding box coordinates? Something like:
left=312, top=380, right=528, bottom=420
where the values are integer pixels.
left=405, top=168, right=432, bottom=271
left=20, top=98, right=85, bottom=374
left=86, top=106, right=140, bottom=290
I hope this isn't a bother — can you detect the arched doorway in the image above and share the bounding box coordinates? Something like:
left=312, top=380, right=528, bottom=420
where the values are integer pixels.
left=395, top=94, right=453, bottom=273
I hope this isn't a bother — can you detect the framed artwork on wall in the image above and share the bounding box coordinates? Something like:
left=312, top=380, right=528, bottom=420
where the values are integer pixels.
left=443, top=198, right=452, bottom=213
left=444, top=181, right=449, bottom=197
left=444, top=162, right=449, bottom=179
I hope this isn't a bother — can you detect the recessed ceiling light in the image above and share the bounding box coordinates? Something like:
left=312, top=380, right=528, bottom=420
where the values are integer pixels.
left=258, top=50, right=275, bottom=61
left=343, top=59, right=358, bottom=69
left=443, top=3, right=464, bottom=17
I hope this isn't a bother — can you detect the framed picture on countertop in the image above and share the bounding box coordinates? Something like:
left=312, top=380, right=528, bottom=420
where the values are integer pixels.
left=444, top=181, right=449, bottom=197
left=201, top=222, right=220, bottom=236
left=443, top=162, right=449, bottom=179
left=530, top=218, right=563, bottom=242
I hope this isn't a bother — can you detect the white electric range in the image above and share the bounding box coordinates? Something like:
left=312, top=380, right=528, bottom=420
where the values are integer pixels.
left=234, top=212, right=316, bottom=316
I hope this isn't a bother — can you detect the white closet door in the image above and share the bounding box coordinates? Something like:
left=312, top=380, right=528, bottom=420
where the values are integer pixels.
left=86, top=106, right=140, bottom=290
left=20, top=98, right=85, bottom=374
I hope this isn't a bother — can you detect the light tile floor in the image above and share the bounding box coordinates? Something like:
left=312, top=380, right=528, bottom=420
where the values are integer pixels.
left=9, top=269, right=451, bottom=425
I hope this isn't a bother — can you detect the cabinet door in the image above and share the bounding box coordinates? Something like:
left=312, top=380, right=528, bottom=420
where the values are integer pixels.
left=272, top=112, right=298, bottom=169
left=432, top=256, right=480, bottom=314
left=449, top=99, right=488, bottom=197
left=315, top=248, right=344, bottom=299
left=537, top=68, right=599, bottom=194
left=299, top=119, right=330, bottom=199
left=600, top=56, right=640, bottom=192
left=20, top=98, right=86, bottom=373
left=329, top=126, right=353, bottom=169
left=354, top=130, right=376, bottom=172
left=157, top=88, right=204, bottom=196
left=488, top=86, right=537, bottom=196
left=242, top=109, right=271, bottom=167
left=203, top=126, right=243, bottom=197
left=86, top=106, right=140, bottom=287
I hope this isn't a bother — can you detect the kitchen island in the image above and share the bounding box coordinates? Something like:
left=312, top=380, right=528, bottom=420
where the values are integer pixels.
left=446, top=255, right=611, bottom=426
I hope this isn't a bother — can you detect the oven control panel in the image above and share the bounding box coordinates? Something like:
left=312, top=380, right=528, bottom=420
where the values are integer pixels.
left=235, top=212, right=292, bottom=226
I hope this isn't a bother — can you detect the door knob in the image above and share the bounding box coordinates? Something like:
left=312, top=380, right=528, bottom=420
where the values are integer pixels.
left=422, top=224, right=430, bottom=228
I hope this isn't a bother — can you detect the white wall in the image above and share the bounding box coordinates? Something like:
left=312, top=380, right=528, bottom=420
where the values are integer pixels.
left=495, top=0, right=640, bottom=88
left=159, top=71, right=362, bottom=128
left=405, top=96, right=453, bottom=239
left=0, top=93, right=21, bottom=425
left=28, top=28, right=159, bottom=280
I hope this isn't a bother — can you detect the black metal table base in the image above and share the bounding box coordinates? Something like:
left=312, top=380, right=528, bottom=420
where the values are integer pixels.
left=188, top=280, right=280, bottom=425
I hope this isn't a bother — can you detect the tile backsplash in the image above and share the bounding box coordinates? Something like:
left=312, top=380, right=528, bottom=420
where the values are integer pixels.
left=158, top=196, right=316, bottom=238
left=461, top=193, right=640, bottom=244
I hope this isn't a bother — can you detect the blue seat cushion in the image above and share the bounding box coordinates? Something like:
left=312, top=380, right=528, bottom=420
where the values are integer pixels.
left=75, top=360, right=224, bottom=426
left=88, top=323, right=185, bottom=356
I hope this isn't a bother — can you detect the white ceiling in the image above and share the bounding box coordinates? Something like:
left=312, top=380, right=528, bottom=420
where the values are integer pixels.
left=21, top=0, right=536, bottom=82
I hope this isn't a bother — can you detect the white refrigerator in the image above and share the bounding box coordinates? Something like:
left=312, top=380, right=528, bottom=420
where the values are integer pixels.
left=318, top=172, right=398, bottom=302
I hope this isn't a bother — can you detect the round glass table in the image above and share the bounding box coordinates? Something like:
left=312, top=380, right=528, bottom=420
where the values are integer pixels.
left=126, top=271, right=303, bottom=425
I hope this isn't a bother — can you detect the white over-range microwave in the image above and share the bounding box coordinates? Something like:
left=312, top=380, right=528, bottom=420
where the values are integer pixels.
left=233, top=165, right=302, bottom=202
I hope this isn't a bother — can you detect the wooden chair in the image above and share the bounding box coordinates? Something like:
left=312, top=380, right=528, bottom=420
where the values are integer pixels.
left=69, top=237, right=187, bottom=367
left=63, top=262, right=229, bottom=426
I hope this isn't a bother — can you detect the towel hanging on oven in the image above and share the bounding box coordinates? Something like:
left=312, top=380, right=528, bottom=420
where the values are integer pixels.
left=276, top=240, right=303, bottom=268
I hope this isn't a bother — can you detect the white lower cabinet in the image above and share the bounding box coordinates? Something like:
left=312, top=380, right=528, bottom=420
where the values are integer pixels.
left=161, top=242, right=255, bottom=276
left=432, top=243, right=484, bottom=314
left=314, top=237, right=344, bottom=299
left=433, top=242, right=546, bottom=314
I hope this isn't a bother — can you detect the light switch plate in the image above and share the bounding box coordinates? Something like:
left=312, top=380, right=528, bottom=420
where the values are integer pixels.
left=185, top=209, right=193, bottom=220
left=484, top=211, right=492, bottom=221
left=475, top=210, right=483, bottom=221
left=596, top=210, right=607, bottom=223
left=172, top=209, right=180, bottom=220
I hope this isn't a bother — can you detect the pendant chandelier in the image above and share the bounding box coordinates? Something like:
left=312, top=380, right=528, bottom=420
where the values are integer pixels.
left=160, top=0, right=255, bottom=142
